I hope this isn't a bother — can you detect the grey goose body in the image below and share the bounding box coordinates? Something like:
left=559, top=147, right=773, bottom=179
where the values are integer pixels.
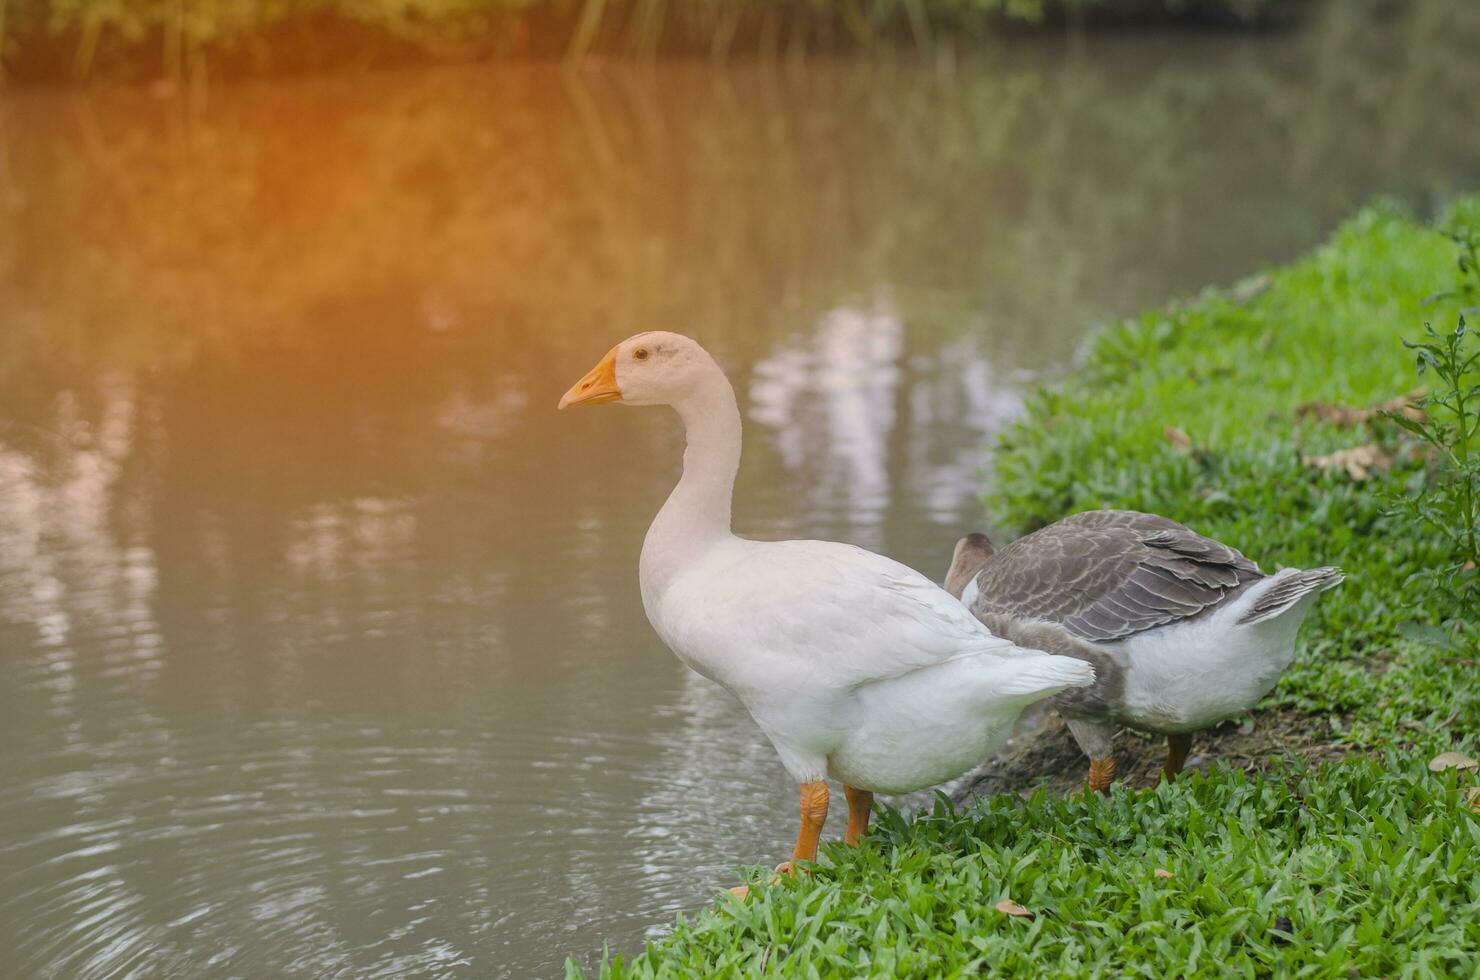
left=944, top=510, right=1343, bottom=790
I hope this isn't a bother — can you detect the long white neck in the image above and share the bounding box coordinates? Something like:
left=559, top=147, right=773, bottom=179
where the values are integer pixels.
left=639, top=365, right=741, bottom=602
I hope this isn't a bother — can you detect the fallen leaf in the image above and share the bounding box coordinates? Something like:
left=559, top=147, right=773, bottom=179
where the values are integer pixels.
left=1467, top=788, right=1480, bottom=814
left=995, top=899, right=1033, bottom=918
left=1154, top=868, right=1174, bottom=879
left=1294, top=388, right=1426, bottom=427
left=1429, top=752, right=1479, bottom=772
left=1301, top=444, right=1393, bottom=481
left=1294, top=401, right=1371, bottom=427
left=1164, top=426, right=1192, bottom=451
left=1375, top=389, right=1428, bottom=423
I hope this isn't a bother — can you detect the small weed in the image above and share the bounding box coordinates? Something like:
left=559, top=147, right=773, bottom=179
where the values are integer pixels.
left=1383, top=225, right=1480, bottom=632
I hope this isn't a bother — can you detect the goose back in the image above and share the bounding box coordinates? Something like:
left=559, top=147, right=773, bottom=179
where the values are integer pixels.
left=967, top=510, right=1264, bottom=643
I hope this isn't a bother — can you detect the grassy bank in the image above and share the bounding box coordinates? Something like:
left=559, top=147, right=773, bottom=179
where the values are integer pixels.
left=989, top=199, right=1480, bottom=744
left=577, top=201, right=1480, bottom=977
left=0, top=0, right=1304, bottom=81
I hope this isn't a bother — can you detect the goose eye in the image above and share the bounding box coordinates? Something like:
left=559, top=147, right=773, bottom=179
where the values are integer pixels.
left=634, top=348, right=650, bottom=361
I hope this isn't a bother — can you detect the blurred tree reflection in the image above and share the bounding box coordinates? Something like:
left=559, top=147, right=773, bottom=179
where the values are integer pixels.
left=0, top=1, right=1478, bottom=712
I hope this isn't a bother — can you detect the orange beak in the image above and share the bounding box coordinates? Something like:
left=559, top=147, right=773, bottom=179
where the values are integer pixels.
left=558, top=346, right=622, bottom=410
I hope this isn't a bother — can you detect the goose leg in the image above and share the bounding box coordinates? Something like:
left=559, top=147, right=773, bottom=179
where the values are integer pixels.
left=777, top=780, right=830, bottom=872
left=729, top=781, right=830, bottom=900
left=1163, top=733, right=1192, bottom=782
left=843, top=784, right=873, bottom=846
left=1067, top=717, right=1116, bottom=795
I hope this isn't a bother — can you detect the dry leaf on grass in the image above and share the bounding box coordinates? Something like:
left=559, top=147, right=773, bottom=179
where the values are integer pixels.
left=1467, top=788, right=1480, bottom=814
left=1153, top=868, right=1174, bottom=879
left=1429, top=751, right=1479, bottom=772
left=1294, top=388, right=1427, bottom=427
left=1164, top=427, right=1192, bottom=451
left=1301, top=444, right=1393, bottom=481
left=1375, top=390, right=1428, bottom=423
left=995, top=899, right=1033, bottom=918
left=1295, top=402, right=1372, bottom=427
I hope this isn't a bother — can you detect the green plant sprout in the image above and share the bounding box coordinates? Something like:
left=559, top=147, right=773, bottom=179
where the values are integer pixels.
left=1384, top=227, right=1480, bottom=628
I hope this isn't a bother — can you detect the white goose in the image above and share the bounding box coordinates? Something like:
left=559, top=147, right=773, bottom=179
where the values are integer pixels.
left=559, top=332, right=1094, bottom=885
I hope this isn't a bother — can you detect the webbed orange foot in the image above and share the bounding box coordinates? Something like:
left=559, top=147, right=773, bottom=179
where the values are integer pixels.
left=727, top=781, right=830, bottom=901
left=726, top=860, right=800, bottom=901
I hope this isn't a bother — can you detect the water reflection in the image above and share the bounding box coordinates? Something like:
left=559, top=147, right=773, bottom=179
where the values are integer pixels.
left=3, top=4, right=1480, bottom=976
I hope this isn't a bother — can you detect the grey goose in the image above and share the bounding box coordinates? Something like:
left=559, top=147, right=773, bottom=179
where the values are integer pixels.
left=943, top=510, right=1343, bottom=792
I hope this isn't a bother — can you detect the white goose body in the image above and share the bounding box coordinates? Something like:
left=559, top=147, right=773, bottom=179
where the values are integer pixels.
left=646, top=535, right=1089, bottom=793
left=1109, top=571, right=1326, bottom=733
left=560, top=332, right=1094, bottom=871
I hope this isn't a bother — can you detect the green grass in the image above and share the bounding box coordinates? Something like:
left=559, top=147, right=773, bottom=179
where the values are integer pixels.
left=586, top=765, right=1479, bottom=978
left=989, top=197, right=1480, bottom=748
left=578, top=200, right=1480, bottom=977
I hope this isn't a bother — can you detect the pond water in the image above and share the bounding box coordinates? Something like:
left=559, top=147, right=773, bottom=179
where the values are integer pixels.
left=3, top=6, right=1479, bottom=977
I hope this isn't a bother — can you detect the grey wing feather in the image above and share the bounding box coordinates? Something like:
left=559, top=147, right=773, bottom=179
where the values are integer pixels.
left=969, top=510, right=1264, bottom=642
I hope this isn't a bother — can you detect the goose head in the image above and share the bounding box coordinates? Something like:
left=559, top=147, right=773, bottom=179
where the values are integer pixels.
left=943, top=532, right=996, bottom=600
left=557, top=332, right=717, bottom=410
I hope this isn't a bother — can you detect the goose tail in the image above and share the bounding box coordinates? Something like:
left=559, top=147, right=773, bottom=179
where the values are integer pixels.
left=1236, top=566, right=1344, bottom=626
left=990, top=651, right=1097, bottom=699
